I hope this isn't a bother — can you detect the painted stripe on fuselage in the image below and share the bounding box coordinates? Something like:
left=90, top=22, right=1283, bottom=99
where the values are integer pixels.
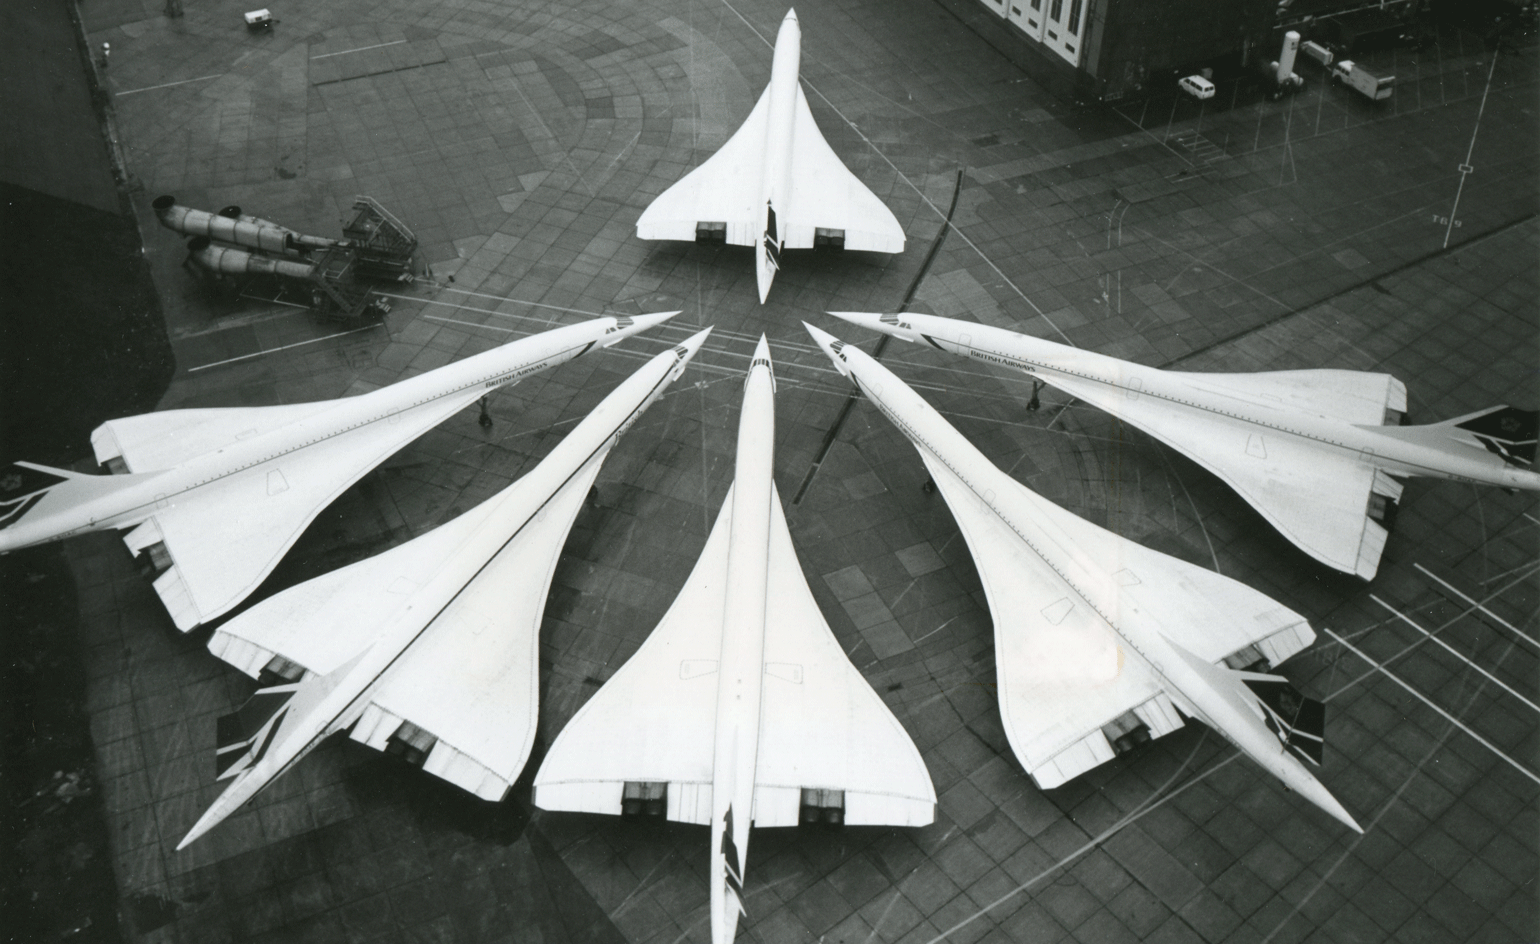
left=0, top=493, right=47, bottom=530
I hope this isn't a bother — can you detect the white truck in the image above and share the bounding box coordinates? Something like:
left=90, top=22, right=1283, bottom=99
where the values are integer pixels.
left=1331, top=60, right=1394, bottom=100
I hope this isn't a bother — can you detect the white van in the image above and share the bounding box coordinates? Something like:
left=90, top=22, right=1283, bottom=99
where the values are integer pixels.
left=1331, top=60, right=1394, bottom=101
left=1178, top=75, right=1216, bottom=100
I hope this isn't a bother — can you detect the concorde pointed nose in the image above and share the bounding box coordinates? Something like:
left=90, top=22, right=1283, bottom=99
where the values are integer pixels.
left=774, top=9, right=801, bottom=63
left=752, top=333, right=771, bottom=364
left=176, top=811, right=221, bottom=851
left=627, top=310, right=682, bottom=333
left=673, top=326, right=714, bottom=364
left=600, top=310, right=679, bottom=347
left=802, top=322, right=852, bottom=377
left=826, top=310, right=912, bottom=340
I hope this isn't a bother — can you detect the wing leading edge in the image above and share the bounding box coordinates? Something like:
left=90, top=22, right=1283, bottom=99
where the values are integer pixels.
left=130, top=386, right=491, bottom=630
left=916, top=433, right=1318, bottom=788
left=783, top=85, right=904, bottom=253
left=636, top=88, right=770, bottom=245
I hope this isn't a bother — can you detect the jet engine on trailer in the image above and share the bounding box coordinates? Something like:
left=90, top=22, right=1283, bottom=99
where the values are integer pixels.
left=154, top=194, right=419, bottom=282
left=184, top=236, right=390, bottom=323
left=153, top=196, right=343, bottom=256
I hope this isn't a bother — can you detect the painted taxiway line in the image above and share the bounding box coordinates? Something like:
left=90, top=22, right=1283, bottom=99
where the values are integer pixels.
left=310, top=39, right=407, bottom=60
left=1324, top=628, right=1540, bottom=786
left=115, top=74, right=222, bottom=96
left=923, top=736, right=1239, bottom=944
left=1257, top=638, right=1513, bottom=944
left=1372, top=595, right=1540, bottom=714
left=186, top=324, right=378, bottom=372
left=376, top=289, right=573, bottom=325
left=1415, top=562, right=1540, bottom=651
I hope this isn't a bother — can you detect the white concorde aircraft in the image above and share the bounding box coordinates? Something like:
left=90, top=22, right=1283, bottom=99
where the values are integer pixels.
left=176, top=329, right=710, bottom=849
left=0, top=313, right=677, bottom=630
left=826, top=310, right=1540, bottom=580
left=806, top=323, right=1362, bottom=833
left=534, top=336, right=935, bottom=944
left=635, top=9, right=905, bottom=303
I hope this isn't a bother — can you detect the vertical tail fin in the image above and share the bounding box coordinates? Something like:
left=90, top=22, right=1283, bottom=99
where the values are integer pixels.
left=1242, top=677, right=1326, bottom=765
left=0, top=461, right=159, bottom=533
left=213, top=683, right=301, bottom=779
left=1455, top=405, right=1538, bottom=468
left=1365, top=404, right=1539, bottom=472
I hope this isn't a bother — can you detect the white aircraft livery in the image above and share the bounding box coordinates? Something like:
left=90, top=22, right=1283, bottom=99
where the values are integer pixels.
left=635, top=9, right=906, bottom=303
left=827, top=310, right=1540, bottom=580
left=534, top=336, right=935, bottom=944
left=807, top=323, right=1361, bottom=833
left=0, top=312, right=676, bottom=630
left=177, top=329, right=711, bottom=849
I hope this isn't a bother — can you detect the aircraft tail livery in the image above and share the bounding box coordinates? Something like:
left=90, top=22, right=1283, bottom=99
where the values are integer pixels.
left=1371, top=404, right=1538, bottom=470
left=0, top=462, right=161, bottom=534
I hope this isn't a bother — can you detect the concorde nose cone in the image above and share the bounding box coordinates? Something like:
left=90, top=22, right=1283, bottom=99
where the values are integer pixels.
left=627, top=310, right=681, bottom=332
left=802, top=322, right=852, bottom=377
left=825, top=311, right=906, bottom=339
left=597, top=311, right=677, bottom=348
left=673, top=326, right=714, bottom=362
left=776, top=8, right=800, bottom=48
left=752, top=333, right=771, bottom=364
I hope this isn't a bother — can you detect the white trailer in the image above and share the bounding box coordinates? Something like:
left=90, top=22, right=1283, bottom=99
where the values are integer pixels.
left=1331, top=60, right=1394, bottom=100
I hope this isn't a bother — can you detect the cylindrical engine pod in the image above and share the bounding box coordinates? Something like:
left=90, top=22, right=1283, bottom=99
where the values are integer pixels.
left=153, top=196, right=341, bottom=254
left=1276, top=31, right=1300, bottom=84
left=185, top=236, right=317, bottom=280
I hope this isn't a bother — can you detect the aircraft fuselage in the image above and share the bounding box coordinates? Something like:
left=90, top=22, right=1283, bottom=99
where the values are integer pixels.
left=858, top=312, right=1540, bottom=491
left=708, top=342, right=776, bottom=943
left=813, top=325, right=1360, bottom=831
left=755, top=11, right=801, bottom=304
left=178, top=335, right=706, bottom=848
left=0, top=318, right=651, bottom=554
